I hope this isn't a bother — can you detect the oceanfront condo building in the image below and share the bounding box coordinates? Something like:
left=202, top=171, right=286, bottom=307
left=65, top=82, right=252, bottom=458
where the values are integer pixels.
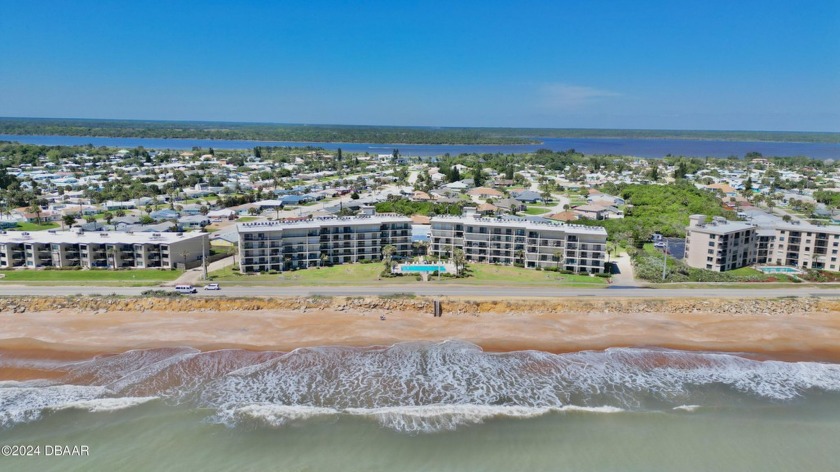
left=237, top=208, right=412, bottom=273
left=429, top=208, right=608, bottom=273
left=0, top=229, right=208, bottom=270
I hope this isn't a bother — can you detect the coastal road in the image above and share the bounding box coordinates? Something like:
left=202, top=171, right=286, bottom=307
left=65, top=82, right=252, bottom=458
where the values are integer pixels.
left=2, top=284, right=840, bottom=299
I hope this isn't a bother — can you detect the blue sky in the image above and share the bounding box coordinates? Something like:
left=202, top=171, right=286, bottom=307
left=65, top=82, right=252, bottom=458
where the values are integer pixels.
left=1, top=0, right=838, bottom=131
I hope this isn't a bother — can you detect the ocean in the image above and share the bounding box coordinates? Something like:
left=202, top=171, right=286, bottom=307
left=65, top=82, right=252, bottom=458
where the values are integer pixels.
left=2, top=134, right=839, bottom=159
left=2, top=341, right=840, bottom=471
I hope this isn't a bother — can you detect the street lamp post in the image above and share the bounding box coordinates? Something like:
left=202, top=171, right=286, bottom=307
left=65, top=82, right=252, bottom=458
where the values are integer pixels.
left=662, top=240, right=669, bottom=281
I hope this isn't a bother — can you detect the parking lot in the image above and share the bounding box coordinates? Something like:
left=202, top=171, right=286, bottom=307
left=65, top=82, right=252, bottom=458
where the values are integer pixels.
left=653, top=237, right=685, bottom=260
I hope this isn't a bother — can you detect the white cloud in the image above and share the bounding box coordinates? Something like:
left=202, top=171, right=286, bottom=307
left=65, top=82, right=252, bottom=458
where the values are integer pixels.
left=539, top=83, right=620, bottom=110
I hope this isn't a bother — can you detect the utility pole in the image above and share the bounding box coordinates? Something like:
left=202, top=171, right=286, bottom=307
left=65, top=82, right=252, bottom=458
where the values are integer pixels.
left=662, top=240, right=668, bottom=281
left=202, top=238, right=208, bottom=280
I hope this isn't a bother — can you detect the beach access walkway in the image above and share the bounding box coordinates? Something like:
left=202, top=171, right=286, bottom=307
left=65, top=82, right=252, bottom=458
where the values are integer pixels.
left=168, top=256, right=236, bottom=286
left=610, top=252, right=638, bottom=286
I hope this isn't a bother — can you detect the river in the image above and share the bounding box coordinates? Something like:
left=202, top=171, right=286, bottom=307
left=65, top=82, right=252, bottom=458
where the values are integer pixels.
left=2, top=134, right=839, bottom=159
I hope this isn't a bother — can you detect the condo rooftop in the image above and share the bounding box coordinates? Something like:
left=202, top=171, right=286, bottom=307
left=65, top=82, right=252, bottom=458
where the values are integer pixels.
left=0, top=230, right=207, bottom=245
left=430, top=214, right=608, bottom=235
left=687, top=215, right=756, bottom=235
left=236, top=214, right=411, bottom=233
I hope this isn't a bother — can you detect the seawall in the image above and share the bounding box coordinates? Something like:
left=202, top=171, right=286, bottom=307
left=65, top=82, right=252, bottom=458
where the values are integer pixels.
left=0, top=295, right=834, bottom=316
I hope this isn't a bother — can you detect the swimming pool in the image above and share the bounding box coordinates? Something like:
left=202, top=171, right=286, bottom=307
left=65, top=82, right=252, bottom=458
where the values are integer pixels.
left=758, top=266, right=800, bottom=274
left=399, top=264, right=448, bottom=273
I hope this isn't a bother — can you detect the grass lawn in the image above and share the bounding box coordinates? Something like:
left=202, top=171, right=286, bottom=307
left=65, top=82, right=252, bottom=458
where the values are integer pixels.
left=523, top=206, right=552, bottom=215
left=210, top=263, right=414, bottom=286
left=236, top=217, right=260, bottom=222
left=639, top=244, right=795, bottom=283
left=13, top=222, right=60, bottom=231
left=727, top=267, right=764, bottom=276
left=0, top=269, right=183, bottom=286
left=456, top=264, right=607, bottom=286
left=210, top=262, right=608, bottom=287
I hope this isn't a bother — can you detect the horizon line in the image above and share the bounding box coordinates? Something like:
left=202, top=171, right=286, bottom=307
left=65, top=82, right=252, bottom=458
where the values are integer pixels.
left=1, top=116, right=837, bottom=136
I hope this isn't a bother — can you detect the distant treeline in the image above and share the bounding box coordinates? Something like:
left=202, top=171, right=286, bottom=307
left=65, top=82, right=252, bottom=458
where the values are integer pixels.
left=0, top=118, right=536, bottom=145
left=1, top=117, right=837, bottom=144
left=510, top=128, right=840, bottom=144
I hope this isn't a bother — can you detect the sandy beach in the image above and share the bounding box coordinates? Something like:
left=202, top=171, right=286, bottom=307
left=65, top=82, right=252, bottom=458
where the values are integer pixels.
left=2, top=296, right=840, bottom=377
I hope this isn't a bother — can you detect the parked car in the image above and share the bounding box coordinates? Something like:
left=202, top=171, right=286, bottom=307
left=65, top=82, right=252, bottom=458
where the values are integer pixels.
left=204, top=283, right=221, bottom=291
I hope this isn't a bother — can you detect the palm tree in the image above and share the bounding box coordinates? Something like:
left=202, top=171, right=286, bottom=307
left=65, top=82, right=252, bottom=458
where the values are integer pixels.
left=452, top=248, right=466, bottom=277
left=180, top=249, right=190, bottom=270
left=106, top=245, right=117, bottom=270
left=382, top=244, right=396, bottom=269
left=29, top=202, right=42, bottom=225
left=514, top=249, right=524, bottom=267
left=553, top=249, right=564, bottom=272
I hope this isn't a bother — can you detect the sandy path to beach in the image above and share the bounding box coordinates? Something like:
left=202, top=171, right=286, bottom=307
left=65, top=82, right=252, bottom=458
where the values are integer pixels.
left=2, top=303, right=840, bottom=366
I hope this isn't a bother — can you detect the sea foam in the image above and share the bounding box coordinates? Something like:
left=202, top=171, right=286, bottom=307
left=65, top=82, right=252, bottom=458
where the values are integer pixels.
left=3, top=342, right=840, bottom=432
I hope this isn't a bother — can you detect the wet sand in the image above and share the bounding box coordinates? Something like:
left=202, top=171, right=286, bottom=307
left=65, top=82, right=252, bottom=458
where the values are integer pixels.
left=2, top=298, right=840, bottom=379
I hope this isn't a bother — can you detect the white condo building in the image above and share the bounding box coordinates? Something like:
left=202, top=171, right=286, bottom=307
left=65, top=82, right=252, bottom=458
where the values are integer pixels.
left=237, top=208, right=412, bottom=273
left=0, top=229, right=209, bottom=270
left=429, top=208, right=608, bottom=273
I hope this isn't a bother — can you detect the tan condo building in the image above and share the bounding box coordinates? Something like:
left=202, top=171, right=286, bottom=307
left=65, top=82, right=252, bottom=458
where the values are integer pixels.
left=684, top=215, right=756, bottom=271
left=767, top=221, right=840, bottom=271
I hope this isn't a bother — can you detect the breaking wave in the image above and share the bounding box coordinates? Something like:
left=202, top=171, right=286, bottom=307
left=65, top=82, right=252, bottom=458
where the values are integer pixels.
left=2, top=341, right=840, bottom=432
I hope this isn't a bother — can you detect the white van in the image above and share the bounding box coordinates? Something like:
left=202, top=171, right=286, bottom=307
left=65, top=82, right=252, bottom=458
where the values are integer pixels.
left=175, top=285, right=197, bottom=294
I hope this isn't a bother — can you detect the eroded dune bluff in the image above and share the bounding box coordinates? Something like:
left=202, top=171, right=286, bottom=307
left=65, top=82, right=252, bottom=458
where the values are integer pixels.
left=0, top=295, right=835, bottom=316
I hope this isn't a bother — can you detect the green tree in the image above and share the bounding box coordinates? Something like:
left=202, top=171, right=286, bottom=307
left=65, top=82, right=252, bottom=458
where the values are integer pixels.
left=28, top=202, right=42, bottom=225
left=62, top=214, right=76, bottom=229
left=473, top=167, right=486, bottom=187
left=553, top=249, right=564, bottom=271
left=382, top=244, right=396, bottom=266
left=452, top=247, right=466, bottom=276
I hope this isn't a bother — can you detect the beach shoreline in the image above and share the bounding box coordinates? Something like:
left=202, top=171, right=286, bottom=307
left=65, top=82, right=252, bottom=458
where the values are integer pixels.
left=2, top=296, right=840, bottom=379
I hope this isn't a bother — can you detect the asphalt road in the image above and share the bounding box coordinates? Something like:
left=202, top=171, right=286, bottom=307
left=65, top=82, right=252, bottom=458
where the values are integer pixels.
left=2, top=284, right=839, bottom=299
